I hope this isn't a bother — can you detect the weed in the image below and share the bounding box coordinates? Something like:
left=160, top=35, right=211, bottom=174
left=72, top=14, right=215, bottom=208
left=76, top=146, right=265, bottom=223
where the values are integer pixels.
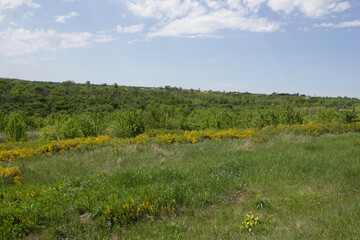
left=253, top=194, right=272, bottom=210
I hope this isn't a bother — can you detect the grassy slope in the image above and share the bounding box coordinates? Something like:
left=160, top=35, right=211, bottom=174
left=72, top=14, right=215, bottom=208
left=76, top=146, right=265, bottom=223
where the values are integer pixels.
left=4, top=133, right=360, bottom=239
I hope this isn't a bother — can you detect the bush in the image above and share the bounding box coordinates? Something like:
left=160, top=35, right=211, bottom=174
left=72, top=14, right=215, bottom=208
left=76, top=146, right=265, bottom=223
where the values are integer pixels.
left=315, top=108, right=341, bottom=123
left=5, top=112, right=28, bottom=142
left=110, top=110, right=144, bottom=138
left=61, top=118, right=83, bottom=139
left=341, top=108, right=358, bottom=123
left=78, top=116, right=97, bottom=137
left=40, top=124, right=62, bottom=140
left=0, top=111, right=6, bottom=132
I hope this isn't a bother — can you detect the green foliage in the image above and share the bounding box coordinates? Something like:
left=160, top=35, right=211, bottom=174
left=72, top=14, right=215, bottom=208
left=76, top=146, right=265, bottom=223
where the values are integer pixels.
left=341, top=108, right=358, bottom=123
left=110, top=110, right=145, bottom=138
left=40, top=124, right=62, bottom=140
left=315, top=108, right=341, bottom=123
left=5, top=112, right=28, bottom=142
left=78, top=116, right=97, bottom=138
left=251, top=106, right=303, bottom=128
left=279, top=106, right=303, bottom=125
left=0, top=110, right=6, bottom=132
left=61, top=117, right=83, bottom=139
left=1, top=78, right=359, bottom=128
left=40, top=114, right=104, bottom=140
left=1, top=78, right=360, bottom=139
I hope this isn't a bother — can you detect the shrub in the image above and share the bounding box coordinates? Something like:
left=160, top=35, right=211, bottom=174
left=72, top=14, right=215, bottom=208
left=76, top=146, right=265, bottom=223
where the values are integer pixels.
left=341, top=108, right=358, bottom=123
left=5, top=112, right=28, bottom=142
left=40, top=124, right=62, bottom=140
left=78, top=116, right=97, bottom=137
left=315, top=108, right=341, bottom=123
left=110, top=110, right=144, bottom=138
left=0, top=110, right=6, bottom=132
left=61, top=118, right=83, bottom=139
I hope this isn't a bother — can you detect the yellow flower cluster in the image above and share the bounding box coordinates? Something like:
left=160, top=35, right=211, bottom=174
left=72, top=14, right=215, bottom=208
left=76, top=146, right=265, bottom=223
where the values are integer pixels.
left=0, top=149, right=35, bottom=162
left=1, top=122, right=359, bottom=163
left=239, top=212, right=263, bottom=232
left=0, top=166, right=22, bottom=186
left=0, top=135, right=112, bottom=163
left=121, top=122, right=360, bottom=145
left=120, top=129, right=256, bottom=145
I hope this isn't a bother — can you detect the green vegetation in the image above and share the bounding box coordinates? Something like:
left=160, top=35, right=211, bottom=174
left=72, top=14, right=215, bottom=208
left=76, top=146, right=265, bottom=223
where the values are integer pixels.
left=0, top=78, right=359, bottom=142
left=1, top=78, right=360, bottom=239
left=1, top=133, right=359, bottom=239
left=4, top=112, right=28, bottom=142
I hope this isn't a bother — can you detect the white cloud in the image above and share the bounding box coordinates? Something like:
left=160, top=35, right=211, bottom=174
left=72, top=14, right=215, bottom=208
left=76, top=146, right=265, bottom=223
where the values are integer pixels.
left=333, top=1, right=351, bottom=12
left=116, top=24, right=144, bottom=33
left=55, top=11, right=79, bottom=23
left=243, top=0, right=266, bottom=12
left=123, top=0, right=356, bottom=38
left=0, top=0, right=41, bottom=9
left=314, top=20, right=360, bottom=28
left=0, top=28, right=114, bottom=56
left=149, top=9, right=280, bottom=37
left=0, top=0, right=40, bottom=22
left=94, top=34, right=116, bottom=42
left=58, top=32, right=93, bottom=48
left=267, top=0, right=351, bottom=18
left=127, top=0, right=206, bottom=20
left=126, top=0, right=281, bottom=38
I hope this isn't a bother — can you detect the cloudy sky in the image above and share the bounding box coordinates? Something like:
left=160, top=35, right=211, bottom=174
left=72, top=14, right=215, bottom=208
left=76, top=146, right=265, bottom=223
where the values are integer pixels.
left=0, top=0, right=359, bottom=97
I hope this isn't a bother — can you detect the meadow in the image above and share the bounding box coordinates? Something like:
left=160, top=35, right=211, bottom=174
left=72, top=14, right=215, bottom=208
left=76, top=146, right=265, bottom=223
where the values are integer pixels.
left=1, top=123, right=360, bottom=239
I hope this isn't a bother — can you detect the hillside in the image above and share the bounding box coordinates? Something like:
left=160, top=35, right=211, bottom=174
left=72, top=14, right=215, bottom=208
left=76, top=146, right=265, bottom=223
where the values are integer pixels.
left=1, top=78, right=359, bottom=117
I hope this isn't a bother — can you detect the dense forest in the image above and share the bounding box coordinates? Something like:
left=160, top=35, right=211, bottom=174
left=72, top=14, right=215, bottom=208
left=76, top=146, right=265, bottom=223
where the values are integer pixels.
left=0, top=78, right=359, bottom=141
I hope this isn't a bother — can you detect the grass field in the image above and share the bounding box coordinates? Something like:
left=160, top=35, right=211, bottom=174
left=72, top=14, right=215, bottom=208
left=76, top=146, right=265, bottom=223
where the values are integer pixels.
left=1, top=132, right=360, bottom=239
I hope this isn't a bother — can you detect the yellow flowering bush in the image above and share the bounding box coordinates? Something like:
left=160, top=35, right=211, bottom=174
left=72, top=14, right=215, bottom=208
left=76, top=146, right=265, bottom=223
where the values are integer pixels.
left=0, top=166, right=22, bottom=185
left=0, top=135, right=113, bottom=163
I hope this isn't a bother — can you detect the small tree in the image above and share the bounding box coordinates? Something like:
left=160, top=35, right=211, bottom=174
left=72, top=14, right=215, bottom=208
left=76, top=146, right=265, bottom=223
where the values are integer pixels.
left=5, top=112, right=28, bottom=142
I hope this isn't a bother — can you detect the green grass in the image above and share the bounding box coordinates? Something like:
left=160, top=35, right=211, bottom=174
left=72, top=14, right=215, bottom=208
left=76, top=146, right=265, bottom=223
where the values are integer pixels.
left=1, top=133, right=360, bottom=239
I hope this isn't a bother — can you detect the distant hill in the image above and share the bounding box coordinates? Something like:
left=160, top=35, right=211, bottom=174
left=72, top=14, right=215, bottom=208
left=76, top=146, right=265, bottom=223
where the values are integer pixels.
left=1, top=78, right=359, bottom=117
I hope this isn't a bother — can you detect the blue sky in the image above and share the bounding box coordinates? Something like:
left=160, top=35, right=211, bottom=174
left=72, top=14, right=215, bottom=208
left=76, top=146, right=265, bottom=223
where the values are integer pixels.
left=0, top=0, right=359, bottom=97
